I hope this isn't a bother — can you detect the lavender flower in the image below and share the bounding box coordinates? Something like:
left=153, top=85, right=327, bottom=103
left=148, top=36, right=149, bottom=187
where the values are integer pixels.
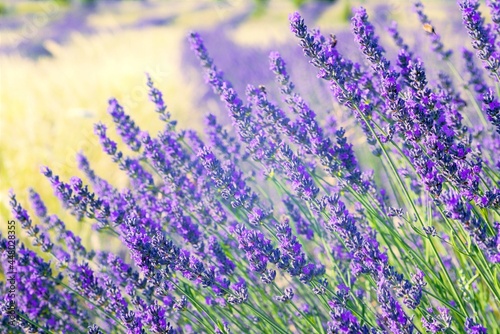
left=41, top=167, right=111, bottom=229
left=94, top=123, right=154, bottom=189
left=208, top=236, right=236, bottom=276
left=326, top=195, right=387, bottom=276
left=198, top=146, right=258, bottom=211
left=277, top=143, right=320, bottom=203
left=0, top=240, right=91, bottom=332
left=144, top=301, right=174, bottom=333
left=269, top=51, right=364, bottom=191
left=376, top=278, right=415, bottom=334
left=283, top=197, right=314, bottom=240
left=146, top=73, right=170, bottom=122
left=465, top=318, right=487, bottom=334
left=487, top=0, right=500, bottom=32
left=227, top=278, right=248, bottom=304
left=189, top=32, right=272, bottom=163
left=28, top=188, right=47, bottom=218
left=289, top=12, right=381, bottom=154
left=482, top=88, right=500, bottom=134
left=88, top=324, right=104, bottom=334
left=274, top=288, right=294, bottom=302
left=327, top=286, right=371, bottom=334
left=205, top=113, right=244, bottom=163
left=421, top=307, right=452, bottom=333
left=459, top=0, right=500, bottom=81
left=353, top=6, right=493, bottom=208
left=9, top=191, right=33, bottom=230
left=108, top=98, right=142, bottom=151
left=463, top=48, right=489, bottom=96
left=233, top=224, right=275, bottom=274
left=442, top=191, right=499, bottom=262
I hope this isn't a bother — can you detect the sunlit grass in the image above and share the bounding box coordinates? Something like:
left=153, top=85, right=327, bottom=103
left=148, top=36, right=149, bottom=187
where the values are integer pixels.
left=0, top=6, right=228, bottom=246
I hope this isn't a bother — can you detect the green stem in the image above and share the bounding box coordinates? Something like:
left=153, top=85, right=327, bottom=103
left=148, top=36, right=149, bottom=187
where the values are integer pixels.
left=243, top=301, right=290, bottom=334
left=13, top=311, right=58, bottom=334
left=330, top=75, right=470, bottom=318
left=271, top=284, right=321, bottom=333
left=170, top=281, right=219, bottom=334
left=57, top=280, right=127, bottom=332
left=445, top=61, right=489, bottom=128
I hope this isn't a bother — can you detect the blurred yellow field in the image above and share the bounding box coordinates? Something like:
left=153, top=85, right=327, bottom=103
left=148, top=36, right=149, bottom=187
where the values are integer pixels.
left=0, top=1, right=249, bottom=243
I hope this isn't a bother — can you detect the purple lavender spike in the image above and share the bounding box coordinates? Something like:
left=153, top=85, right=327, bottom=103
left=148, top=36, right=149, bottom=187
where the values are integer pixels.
left=108, top=98, right=142, bottom=152
left=459, top=0, right=500, bottom=81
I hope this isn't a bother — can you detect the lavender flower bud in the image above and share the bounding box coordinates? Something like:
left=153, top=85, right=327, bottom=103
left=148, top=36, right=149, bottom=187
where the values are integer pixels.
left=108, top=98, right=141, bottom=151
left=274, top=288, right=294, bottom=302
left=465, top=318, right=487, bottom=334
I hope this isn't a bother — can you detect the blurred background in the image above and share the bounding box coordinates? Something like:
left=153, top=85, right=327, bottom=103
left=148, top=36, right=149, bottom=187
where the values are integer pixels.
left=0, top=0, right=461, bottom=247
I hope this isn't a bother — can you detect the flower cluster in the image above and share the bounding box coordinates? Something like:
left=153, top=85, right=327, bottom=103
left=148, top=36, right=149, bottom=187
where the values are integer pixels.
left=2, top=3, right=500, bottom=333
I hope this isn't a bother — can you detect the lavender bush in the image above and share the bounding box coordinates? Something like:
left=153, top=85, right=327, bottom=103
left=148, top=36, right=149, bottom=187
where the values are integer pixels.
left=2, top=1, right=500, bottom=333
